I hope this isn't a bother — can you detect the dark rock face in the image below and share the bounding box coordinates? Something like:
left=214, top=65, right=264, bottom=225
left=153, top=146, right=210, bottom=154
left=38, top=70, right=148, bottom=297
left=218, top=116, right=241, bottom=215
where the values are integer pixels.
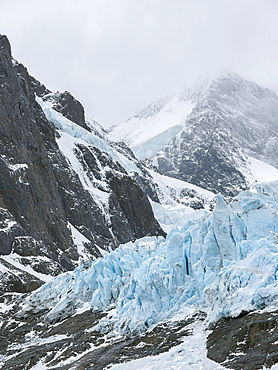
left=116, top=71, right=278, bottom=197
left=207, top=310, right=278, bottom=369
left=0, top=296, right=203, bottom=370
left=158, top=112, right=249, bottom=197
left=0, top=209, right=24, bottom=255
left=111, top=141, right=161, bottom=203
left=43, top=90, right=92, bottom=131
left=108, top=173, right=162, bottom=243
left=0, top=35, right=164, bottom=291
left=0, top=35, right=76, bottom=271
left=0, top=258, right=43, bottom=293
left=66, top=142, right=165, bottom=247
left=29, top=73, right=88, bottom=130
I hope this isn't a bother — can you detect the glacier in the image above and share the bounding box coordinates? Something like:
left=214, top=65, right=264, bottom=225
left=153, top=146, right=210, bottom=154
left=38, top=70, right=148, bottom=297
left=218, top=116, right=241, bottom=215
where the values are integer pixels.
left=21, top=181, right=278, bottom=334
left=37, top=96, right=142, bottom=177
left=37, top=94, right=215, bottom=237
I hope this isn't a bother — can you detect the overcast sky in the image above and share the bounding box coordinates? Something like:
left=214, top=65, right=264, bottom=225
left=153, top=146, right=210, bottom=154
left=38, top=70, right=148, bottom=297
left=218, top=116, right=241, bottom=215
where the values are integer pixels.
left=1, top=0, right=278, bottom=127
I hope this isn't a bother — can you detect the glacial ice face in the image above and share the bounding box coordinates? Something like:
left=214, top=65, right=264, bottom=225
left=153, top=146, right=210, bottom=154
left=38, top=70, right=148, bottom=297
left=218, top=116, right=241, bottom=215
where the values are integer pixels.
left=22, top=182, right=278, bottom=333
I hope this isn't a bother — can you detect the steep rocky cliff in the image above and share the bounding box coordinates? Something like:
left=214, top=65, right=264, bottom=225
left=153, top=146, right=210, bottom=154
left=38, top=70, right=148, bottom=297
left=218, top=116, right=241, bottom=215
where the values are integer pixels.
left=0, top=35, right=164, bottom=293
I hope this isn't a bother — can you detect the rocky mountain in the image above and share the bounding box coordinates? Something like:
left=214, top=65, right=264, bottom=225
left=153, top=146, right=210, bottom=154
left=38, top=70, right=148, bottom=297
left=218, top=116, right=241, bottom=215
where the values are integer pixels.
left=110, top=70, right=278, bottom=197
left=0, top=34, right=216, bottom=296
left=2, top=34, right=278, bottom=370
left=2, top=181, right=278, bottom=369
left=0, top=34, right=167, bottom=294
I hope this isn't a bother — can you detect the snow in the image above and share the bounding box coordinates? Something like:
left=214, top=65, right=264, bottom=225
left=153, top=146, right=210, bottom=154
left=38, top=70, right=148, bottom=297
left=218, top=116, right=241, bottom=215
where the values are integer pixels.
left=109, top=70, right=278, bottom=199
left=150, top=199, right=208, bottom=233
left=110, top=321, right=224, bottom=370
left=0, top=219, right=17, bottom=233
left=22, top=181, right=278, bottom=338
left=109, top=95, right=195, bottom=159
left=1, top=253, right=53, bottom=283
left=30, top=362, right=47, bottom=370
left=8, top=333, right=68, bottom=351
left=7, top=163, right=28, bottom=172
left=37, top=96, right=141, bottom=176
left=68, top=222, right=91, bottom=262
left=37, top=95, right=215, bottom=235
left=149, top=169, right=215, bottom=199
left=247, top=155, right=278, bottom=183
left=148, top=169, right=214, bottom=232
left=0, top=299, right=15, bottom=314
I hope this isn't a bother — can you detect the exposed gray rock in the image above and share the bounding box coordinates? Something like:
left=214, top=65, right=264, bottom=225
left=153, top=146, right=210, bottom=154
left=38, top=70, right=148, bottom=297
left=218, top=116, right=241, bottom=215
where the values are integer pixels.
left=111, top=71, right=278, bottom=197
left=43, top=90, right=92, bottom=131
left=158, top=114, right=249, bottom=197
left=0, top=297, right=203, bottom=370
left=0, top=208, right=24, bottom=255
left=111, top=141, right=161, bottom=203
left=207, top=310, right=278, bottom=369
left=0, top=34, right=164, bottom=291
left=0, top=258, right=43, bottom=293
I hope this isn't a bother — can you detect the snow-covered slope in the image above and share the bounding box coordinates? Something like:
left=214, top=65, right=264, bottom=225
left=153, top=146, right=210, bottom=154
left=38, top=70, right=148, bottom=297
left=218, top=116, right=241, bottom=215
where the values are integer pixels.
left=110, top=95, right=195, bottom=159
left=148, top=169, right=215, bottom=232
left=246, top=155, right=278, bottom=183
left=38, top=97, right=214, bottom=233
left=110, top=71, right=278, bottom=197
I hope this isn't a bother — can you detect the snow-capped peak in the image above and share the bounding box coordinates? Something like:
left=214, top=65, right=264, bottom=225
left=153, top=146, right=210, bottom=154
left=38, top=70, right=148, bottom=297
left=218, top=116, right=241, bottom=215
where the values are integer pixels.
left=109, top=71, right=278, bottom=197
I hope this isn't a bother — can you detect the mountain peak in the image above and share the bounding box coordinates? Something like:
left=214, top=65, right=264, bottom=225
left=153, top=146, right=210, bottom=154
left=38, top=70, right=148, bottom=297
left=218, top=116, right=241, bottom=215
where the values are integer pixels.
left=189, top=69, right=241, bottom=87
left=110, top=71, right=278, bottom=197
left=0, top=34, right=11, bottom=58
left=180, top=69, right=258, bottom=102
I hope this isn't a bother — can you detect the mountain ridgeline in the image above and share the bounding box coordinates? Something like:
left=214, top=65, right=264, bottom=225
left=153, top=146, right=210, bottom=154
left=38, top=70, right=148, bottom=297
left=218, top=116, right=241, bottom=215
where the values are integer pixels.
left=0, top=35, right=164, bottom=293
left=110, top=71, right=278, bottom=197
left=2, top=35, right=278, bottom=370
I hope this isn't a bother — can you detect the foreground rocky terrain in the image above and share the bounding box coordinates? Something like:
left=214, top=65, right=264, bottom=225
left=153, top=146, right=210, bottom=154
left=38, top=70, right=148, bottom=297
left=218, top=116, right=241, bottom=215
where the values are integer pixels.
left=1, top=34, right=278, bottom=369
left=1, top=181, right=278, bottom=368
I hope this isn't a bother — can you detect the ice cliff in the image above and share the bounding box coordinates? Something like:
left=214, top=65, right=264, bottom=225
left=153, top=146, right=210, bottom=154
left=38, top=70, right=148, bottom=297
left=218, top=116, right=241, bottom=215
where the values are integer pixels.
left=21, top=181, right=278, bottom=334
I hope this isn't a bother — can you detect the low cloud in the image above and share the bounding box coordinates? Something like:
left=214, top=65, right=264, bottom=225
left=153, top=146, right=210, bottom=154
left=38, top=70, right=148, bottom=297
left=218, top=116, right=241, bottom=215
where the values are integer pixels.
left=1, top=0, right=278, bottom=127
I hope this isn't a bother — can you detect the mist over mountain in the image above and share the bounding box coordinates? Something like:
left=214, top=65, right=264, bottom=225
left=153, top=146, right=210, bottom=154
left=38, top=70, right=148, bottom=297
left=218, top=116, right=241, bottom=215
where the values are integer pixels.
left=110, top=70, right=278, bottom=197
left=1, top=35, right=278, bottom=369
left=0, top=34, right=167, bottom=293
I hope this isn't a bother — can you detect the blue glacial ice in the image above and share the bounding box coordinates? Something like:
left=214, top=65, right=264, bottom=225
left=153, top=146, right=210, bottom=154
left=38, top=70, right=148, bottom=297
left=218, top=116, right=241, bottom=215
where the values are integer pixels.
left=22, top=182, right=278, bottom=333
left=36, top=96, right=141, bottom=176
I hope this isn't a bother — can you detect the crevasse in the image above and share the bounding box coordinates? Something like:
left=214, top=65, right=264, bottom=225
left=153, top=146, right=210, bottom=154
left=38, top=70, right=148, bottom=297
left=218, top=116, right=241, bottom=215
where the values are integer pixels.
left=22, top=182, right=278, bottom=333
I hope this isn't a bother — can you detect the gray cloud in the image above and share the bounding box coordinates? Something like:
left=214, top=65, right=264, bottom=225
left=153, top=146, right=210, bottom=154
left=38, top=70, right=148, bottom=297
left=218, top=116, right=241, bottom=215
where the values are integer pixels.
left=1, top=0, right=278, bottom=127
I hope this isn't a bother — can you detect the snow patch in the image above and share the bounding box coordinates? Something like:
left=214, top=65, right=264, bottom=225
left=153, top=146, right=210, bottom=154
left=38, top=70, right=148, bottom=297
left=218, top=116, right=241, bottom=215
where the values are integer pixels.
left=37, top=96, right=141, bottom=176
left=68, top=222, right=91, bottom=263
left=110, top=321, right=224, bottom=369
left=110, top=95, right=195, bottom=160
left=1, top=253, right=53, bottom=283
left=247, top=156, right=278, bottom=183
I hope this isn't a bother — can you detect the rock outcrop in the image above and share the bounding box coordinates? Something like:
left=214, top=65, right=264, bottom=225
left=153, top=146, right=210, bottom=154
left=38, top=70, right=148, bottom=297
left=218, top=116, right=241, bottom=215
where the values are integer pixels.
left=110, top=71, right=278, bottom=197
left=0, top=35, right=164, bottom=292
left=207, top=310, right=278, bottom=369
